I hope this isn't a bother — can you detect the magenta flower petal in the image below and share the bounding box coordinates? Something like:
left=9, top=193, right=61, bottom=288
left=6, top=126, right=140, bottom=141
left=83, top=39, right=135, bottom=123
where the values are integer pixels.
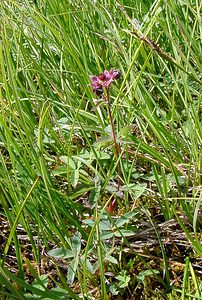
left=112, top=70, right=120, bottom=80
left=98, top=73, right=105, bottom=81
left=89, top=69, right=120, bottom=96
left=90, top=76, right=99, bottom=83
left=104, top=70, right=110, bottom=77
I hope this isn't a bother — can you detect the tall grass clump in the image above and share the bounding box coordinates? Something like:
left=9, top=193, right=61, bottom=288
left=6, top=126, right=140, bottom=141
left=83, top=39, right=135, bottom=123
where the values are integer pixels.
left=0, top=0, right=201, bottom=299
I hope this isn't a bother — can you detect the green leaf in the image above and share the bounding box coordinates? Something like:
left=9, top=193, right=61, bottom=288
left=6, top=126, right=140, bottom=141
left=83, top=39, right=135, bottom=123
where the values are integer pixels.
left=99, top=220, right=112, bottom=231
left=122, top=183, right=147, bottom=198
left=89, top=185, right=101, bottom=208
left=109, top=284, right=119, bottom=296
left=71, top=169, right=79, bottom=188
left=137, top=269, right=160, bottom=282
left=80, top=257, right=94, bottom=273
left=48, top=248, right=74, bottom=259
left=94, top=135, right=113, bottom=145
left=32, top=275, right=48, bottom=291
left=116, top=273, right=130, bottom=288
left=82, top=219, right=95, bottom=227
left=59, top=156, right=76, bottom=169
left=78, top=149, right=110, bottom=160
left=71, top=232, right=81, bottom=255
left=67, top=258, right=78, bottom=285
left=52, top=166, right=67, bottom=176
left=115, top=211, right=139, bottom=227
left=104, top=125, right=112, bottom=134
left=114, top=230, right=134, bottom=237
left=100, top=231, right=114, bottom=240
left=105, top=255, right=118, bottom=265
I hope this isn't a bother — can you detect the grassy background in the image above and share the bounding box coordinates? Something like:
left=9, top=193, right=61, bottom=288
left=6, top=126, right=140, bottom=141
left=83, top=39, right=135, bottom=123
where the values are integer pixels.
left=0, top=0, right=201, bottom=299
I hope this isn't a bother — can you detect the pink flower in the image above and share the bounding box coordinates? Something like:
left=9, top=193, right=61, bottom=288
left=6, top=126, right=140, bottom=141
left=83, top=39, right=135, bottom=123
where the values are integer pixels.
left=90, top=69, right=120, bottom=96
left=107, top=199, right=117, bottom=214
left=90, top=76, right=103, bottom=96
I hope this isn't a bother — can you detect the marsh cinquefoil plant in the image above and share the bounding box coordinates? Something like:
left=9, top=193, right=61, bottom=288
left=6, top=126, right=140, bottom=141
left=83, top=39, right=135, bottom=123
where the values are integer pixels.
left=0, top=0, right=202, bottom=299
left=90, top=69, right=121, bottom=213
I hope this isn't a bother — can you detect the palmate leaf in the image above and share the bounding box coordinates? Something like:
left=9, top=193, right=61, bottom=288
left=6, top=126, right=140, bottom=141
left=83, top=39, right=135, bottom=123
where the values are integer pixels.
left=121, top=183, right=147, bottom=198
left=99, top=219, right=112, bottom=231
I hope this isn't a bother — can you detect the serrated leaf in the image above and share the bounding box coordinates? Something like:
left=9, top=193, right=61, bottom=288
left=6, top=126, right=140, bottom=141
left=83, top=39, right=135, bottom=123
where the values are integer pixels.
left=105, top=184, right=124, bottom=198
left=104, top=125, right=112, bottom=134
left=78, top=149, right=110, bottom=160
left=80, top=257, right=94, bottom=273
left=67, top=258, right=78, bottom=285
left=105, top=255, right=118, bottom=264
left=94, top=135, right=113, bottom=145
left=118, top=125, right=136, bottom=136
left=32, top=275, right=48, bottom=291
left=100, top=231, right=114, bottom=240
left=96, top=151, right=111, bottom=160
left=105, top=184, right=117, bottom=193
left=114, top=230, right=134, bottom=237
left=89, top=185, right=101, bottom=208
left=116, top=273, right=130, bottom=288
left=71, top=169, right=79, bottom=188
left=48, top=248, right=74, bottom=259
left=117, top=138, right=133, bottom=144
left=71, top=232, right=81, bottom=255
left=52, top=166, right=66, bottom=176
left=137, top=269, right=160, bottom=282
left=58, top=117, right=68, bottom=124
left=99, top=220, right=112, bottom=231
left=115, top=210, right=139, bottom=227
left=122, top=183, right=147, bottom=198
left=109, top=285, right=119, bottom=296
left=59, top=156, right=76, bottom=169
left=82, top=219, right=95, bottom=227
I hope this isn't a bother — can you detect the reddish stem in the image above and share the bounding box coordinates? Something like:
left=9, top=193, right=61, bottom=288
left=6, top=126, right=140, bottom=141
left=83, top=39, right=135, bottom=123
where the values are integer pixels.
left=105, top=88, right=122, bottom=190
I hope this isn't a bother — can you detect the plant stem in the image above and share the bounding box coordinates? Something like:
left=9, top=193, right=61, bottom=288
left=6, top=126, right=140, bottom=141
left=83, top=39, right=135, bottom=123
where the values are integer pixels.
left=105, top=88, right=122, bottom=190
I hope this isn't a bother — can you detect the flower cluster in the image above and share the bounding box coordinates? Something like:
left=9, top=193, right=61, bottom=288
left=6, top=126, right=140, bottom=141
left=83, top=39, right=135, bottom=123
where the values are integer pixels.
left=90, top=69, right=120, bottom=96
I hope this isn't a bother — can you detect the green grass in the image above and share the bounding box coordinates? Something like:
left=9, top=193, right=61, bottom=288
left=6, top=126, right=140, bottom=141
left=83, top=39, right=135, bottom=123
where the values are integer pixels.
left=0, top=0, right=201, bottom=299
